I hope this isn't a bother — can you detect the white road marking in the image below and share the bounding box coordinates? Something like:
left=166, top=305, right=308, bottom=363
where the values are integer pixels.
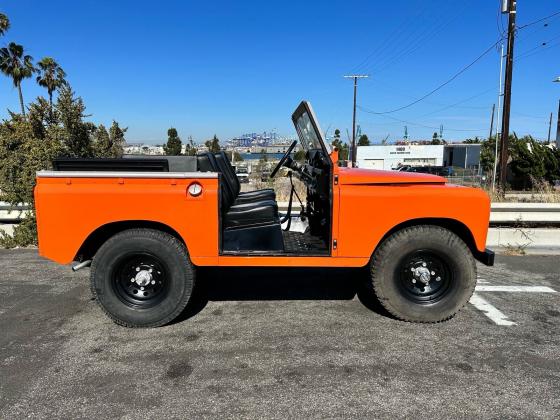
left=469, top=293, right=516, bottom=326
left=477, top=279, right=490, bottom=284
left=475, top=285, right=557, bottom=293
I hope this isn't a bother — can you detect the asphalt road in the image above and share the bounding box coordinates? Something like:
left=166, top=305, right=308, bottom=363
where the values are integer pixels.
left=0, top=250, right=559, bottom=419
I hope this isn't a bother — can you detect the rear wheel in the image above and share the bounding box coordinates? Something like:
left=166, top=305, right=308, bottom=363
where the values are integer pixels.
left=368, top=225, right=476, bottom=323
left=90, top=229, right=194, bottom=328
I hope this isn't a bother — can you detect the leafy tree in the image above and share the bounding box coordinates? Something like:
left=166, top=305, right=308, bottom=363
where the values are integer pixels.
left=0, top=13, right=10, bottom=36
left=108, top=121, right=126, bottom=157
left=164, top=127, right=182, bottom=155
left=36, top=57, right=67, bottom=117
left=333, top=129, right=341, bottom=142
left=93, top=121, right=125, bottom=158
left=0, top=83, right=128, bottom=246
left=358, top=134, right=370, bottom=146
left=92, top=124, right=111, bottom=157
left=56, top=84, right=95, bottom=157
left=293, top=149, right=306, bottom=161
left=431, top=132, right=442, bottom=145
left=0, top=42, right=35, bottom=115
left=205, top=135, right=220, bottom=153
left=0, top=113, right=62, bottom=247
left=331, top=129, right=349, bottom=160
left=479, top=136, right=497, bottom=173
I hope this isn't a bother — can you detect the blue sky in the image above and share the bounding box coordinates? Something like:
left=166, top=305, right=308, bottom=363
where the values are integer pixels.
left=1, top=0, right=559, bottom=143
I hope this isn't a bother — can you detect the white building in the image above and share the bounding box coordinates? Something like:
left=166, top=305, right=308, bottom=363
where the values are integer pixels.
left=356, top=145, right=444, bottom=170
left=123, top=144, right=164, bottom=155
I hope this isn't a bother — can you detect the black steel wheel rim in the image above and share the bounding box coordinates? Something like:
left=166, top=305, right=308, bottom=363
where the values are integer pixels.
left=398, top=250, right=453, bottom=304
left=112, top=253, right=169, bottom=308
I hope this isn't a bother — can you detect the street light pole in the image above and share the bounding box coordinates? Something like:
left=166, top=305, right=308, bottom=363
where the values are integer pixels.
left=556, top=99, right=560, bottom=148
left=548, top=112, right=553, bottom=143
left=344, top=74, right=369, bottom=167
left=492, top=43, right=505, bottom=192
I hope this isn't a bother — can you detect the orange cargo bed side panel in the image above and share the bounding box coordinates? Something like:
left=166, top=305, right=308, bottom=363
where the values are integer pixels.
left=35, top=175, right=219, bottom=265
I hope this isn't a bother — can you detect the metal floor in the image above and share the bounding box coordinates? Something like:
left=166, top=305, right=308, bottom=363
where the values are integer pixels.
left=282, top=231, right=329, bottom=255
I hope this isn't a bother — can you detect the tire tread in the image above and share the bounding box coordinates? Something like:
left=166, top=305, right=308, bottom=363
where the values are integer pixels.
left=90, top=228, right=194, bottom=328
left=370, top=225, right=476, bottom=323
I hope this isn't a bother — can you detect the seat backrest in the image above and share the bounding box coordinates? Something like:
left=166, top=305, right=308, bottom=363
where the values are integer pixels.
left=197, top=153, right=234, bottom=212
left=215, top=151, right=241, bottom=196
left=214, top=152, right=240, bottom=201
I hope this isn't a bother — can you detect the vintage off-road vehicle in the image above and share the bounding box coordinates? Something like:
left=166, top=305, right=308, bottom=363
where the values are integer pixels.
left=35, top=101, right=493, bottom=327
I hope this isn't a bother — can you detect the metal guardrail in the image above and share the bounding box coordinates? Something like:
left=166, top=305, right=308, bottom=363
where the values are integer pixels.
left=2, top=202, right=560, bottom=225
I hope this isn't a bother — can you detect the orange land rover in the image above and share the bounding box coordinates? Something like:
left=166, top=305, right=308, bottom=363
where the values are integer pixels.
left=34, top=101, right=493, bottom=327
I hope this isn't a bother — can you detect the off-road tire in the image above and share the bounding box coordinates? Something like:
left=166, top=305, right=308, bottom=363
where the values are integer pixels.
left=368, top=225, right=476, bottom=323
left=90, top=228, right=195, bottom=328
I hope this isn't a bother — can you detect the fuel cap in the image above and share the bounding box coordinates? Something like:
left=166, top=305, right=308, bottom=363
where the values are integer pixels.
left=187, top=182, right=203, bottom=197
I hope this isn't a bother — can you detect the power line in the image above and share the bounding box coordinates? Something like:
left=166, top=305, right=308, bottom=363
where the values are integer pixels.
left=515, top=36, right=560, bottom=61
left=416, top=87, right=495, bottom=118
left=351, top=4, right=433, bottom=74
left=517, top=10, right=560, bottom=30
left=357, top=105, right=487, bottom=133
left=367, top=2, right=470, bottom=75
left=360, top=39, right=501, bottom=115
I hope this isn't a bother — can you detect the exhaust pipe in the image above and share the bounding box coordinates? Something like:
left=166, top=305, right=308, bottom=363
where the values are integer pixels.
left=72, top=260, right=92, bottom=272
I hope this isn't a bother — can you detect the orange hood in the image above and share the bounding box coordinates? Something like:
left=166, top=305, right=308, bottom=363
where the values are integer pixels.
left=338, top=167, right=446, bottom=185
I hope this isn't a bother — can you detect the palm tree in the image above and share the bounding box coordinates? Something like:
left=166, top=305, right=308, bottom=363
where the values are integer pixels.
left=36, top=57, right=67, bottom=115
left=0, top=42, right=35, bottom=115
left=0, top=13, right=9, bottom=36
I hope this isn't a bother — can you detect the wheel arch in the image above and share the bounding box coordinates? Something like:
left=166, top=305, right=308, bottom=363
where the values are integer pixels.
left=373, top=218, right=479, bottom=260
left=75, top=220, right=187, bottom=262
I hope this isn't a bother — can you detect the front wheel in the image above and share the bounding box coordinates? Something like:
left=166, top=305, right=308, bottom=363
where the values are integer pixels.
left=90, top=228, right=195, bottom=328
left=368, top=225, right=476, bottom=323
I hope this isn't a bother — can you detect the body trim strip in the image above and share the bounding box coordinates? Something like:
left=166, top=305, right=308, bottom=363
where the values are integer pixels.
left=36, top=171, right=218, bottom=179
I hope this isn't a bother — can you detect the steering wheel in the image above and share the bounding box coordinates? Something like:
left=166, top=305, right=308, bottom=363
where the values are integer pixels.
left=270, top=140, right=298, bottom=178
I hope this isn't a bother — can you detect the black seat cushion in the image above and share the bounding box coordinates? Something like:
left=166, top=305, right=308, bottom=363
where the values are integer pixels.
left=224, top=203, right=278, bottom=228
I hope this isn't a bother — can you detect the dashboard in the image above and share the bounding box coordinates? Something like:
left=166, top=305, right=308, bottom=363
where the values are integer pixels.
left=289, top=149, right=331, bottom=243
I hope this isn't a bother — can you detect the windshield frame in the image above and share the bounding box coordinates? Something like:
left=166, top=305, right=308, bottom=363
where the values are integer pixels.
left=291, top=101, right=331, bottom=155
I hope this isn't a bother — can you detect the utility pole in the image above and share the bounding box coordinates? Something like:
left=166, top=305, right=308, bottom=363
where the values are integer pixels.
left=547, top=112, right=553, bottom=143
left=498, top=0, right=517, bottom=188
left=344, top=74, right=369, bottom=167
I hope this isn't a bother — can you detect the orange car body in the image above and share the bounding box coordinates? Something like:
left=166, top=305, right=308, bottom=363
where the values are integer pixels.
left=34, top=153, right=491, bottom=268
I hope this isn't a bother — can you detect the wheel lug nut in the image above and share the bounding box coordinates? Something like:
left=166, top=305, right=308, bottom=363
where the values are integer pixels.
left=431, top=271, right=435, bottom=275
left=136, top=267, right=140, bottom=272
left=412, top=279, right=416, bottom=283
left=151, top=280, right=155, bottom=285
left=436, top=276, right=441, bottom=281
left=131, top=278, right=135, bottom=282
left=140, top=286, right=144, bottom=291
left=422, top=262, right=427, bottom=267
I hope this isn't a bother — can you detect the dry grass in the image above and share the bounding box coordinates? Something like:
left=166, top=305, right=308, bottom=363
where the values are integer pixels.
left=482, top=179, right=560, bottom=203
